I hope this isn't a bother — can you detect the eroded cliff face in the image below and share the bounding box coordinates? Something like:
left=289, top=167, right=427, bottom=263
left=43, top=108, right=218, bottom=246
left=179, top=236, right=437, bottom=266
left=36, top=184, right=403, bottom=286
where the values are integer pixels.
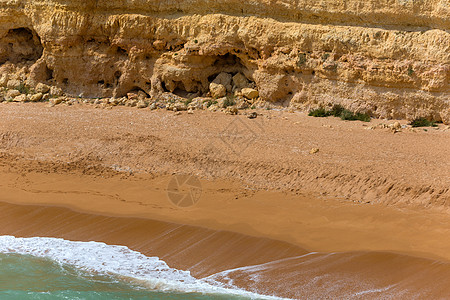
left=0, top=0, right=449, bottom=121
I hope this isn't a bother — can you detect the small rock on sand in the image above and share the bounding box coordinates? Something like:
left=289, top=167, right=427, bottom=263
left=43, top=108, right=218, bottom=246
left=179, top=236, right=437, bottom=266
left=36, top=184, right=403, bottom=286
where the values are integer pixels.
left=248, top=112, right=258, bottom=119
left=310, top=148, right=320, bottom=154
left=225, top=106, right=238, bottom=115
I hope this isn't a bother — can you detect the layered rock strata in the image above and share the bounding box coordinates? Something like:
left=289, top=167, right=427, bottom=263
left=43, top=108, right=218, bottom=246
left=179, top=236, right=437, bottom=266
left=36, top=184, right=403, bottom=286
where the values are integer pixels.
left=0, top=0, right=449, bottom=121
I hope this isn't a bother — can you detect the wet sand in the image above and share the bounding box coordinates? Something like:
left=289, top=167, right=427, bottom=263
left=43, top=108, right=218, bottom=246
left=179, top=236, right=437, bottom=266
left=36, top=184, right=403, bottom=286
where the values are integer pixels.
left=0, top=201, right=306, bottom=278
left=1, top=102, right=450, bottom=298
left=1, top=158, right=450, bottom=262
left=2, top=200, right=450, bottom=298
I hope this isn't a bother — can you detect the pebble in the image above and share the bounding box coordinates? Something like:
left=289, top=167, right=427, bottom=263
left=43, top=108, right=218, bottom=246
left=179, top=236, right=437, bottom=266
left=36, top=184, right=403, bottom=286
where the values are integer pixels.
left=248, top=112, right=258, bottom=119
left=310, top=148, right=320, bottom=154
left=225, top=106, right=238, bottom=115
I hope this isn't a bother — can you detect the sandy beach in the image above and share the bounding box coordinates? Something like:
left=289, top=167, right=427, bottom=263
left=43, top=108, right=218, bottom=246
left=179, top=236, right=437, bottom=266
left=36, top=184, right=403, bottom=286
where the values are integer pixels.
left=1, top=0, right=449, bottom=297
left=1, top=102, right=450, bottom=298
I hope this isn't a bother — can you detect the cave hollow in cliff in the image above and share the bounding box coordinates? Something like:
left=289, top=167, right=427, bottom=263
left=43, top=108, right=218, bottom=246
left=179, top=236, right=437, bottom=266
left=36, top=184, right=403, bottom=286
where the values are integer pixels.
left=0, top=27, right=43, bottom=65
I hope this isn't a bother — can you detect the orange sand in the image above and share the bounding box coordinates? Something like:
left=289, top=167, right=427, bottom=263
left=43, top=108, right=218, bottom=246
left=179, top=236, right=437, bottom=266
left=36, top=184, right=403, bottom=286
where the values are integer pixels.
left=1, top=102, right=450, bottom=298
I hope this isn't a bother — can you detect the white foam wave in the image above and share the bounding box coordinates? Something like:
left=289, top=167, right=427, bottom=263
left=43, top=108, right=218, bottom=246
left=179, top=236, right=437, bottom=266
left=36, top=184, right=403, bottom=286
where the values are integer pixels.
left=0, top=236, right=284, bottom=299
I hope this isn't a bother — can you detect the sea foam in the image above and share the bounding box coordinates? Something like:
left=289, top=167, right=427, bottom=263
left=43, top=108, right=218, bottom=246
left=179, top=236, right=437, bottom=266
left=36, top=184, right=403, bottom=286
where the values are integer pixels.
left=0, top=236, right=284, bottom=299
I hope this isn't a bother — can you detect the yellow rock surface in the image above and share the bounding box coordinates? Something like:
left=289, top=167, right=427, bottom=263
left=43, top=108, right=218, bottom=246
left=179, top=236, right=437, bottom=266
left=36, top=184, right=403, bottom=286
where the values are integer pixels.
left=0, top=0, right=449, bottom=122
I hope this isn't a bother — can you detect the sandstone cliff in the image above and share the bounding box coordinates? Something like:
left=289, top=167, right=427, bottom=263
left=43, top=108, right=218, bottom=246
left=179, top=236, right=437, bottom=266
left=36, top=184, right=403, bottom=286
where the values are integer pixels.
left=0, top=0, right=449, bottom=122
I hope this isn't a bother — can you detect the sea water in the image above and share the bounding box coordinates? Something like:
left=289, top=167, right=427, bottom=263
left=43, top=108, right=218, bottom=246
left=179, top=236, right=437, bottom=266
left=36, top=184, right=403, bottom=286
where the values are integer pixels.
left=0, top=236, right=277, bottom=300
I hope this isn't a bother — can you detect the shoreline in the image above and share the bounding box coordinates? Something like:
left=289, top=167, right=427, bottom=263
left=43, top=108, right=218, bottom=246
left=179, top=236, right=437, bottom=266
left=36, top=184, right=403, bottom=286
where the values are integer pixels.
left=2, top=200, right=450, bottom=299
left=0, top=201, right=306, bottom=279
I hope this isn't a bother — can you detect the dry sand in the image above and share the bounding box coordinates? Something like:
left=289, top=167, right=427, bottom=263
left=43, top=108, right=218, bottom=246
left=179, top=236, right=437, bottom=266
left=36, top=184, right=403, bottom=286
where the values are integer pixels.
left=1, top=102, right=450, bottom=298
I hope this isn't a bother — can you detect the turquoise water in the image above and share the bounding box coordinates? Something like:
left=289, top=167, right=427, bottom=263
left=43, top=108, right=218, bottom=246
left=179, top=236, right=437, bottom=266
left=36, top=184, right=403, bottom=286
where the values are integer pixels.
left=0, top=253, right=248, bottom=300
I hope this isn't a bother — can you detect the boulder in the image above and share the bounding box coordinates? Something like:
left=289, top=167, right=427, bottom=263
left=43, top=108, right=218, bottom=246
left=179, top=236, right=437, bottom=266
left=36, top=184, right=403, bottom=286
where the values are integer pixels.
left=35, top=83, right=50, bottom=94
left=136, top=100, right=147, bottom=108
left=241, top=88, right=259, bottom=100
left=50, top=86, right=63, bottom=97
left=209, top=82, right=227, bottom=98
left=49, top=97, right=64, bottom=106
left=7, top=79, right=21, bottom=90
left=213, top=73, right=232, bottom=91
left=14, top=94, right=28, bottom=102
left=0, top=74, right=9, bottom=87
left=29, top=93, right=43, bottom=102
left=6, top=89, right=21, bottom=100
left=232, top=73, right=249, bottom=89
